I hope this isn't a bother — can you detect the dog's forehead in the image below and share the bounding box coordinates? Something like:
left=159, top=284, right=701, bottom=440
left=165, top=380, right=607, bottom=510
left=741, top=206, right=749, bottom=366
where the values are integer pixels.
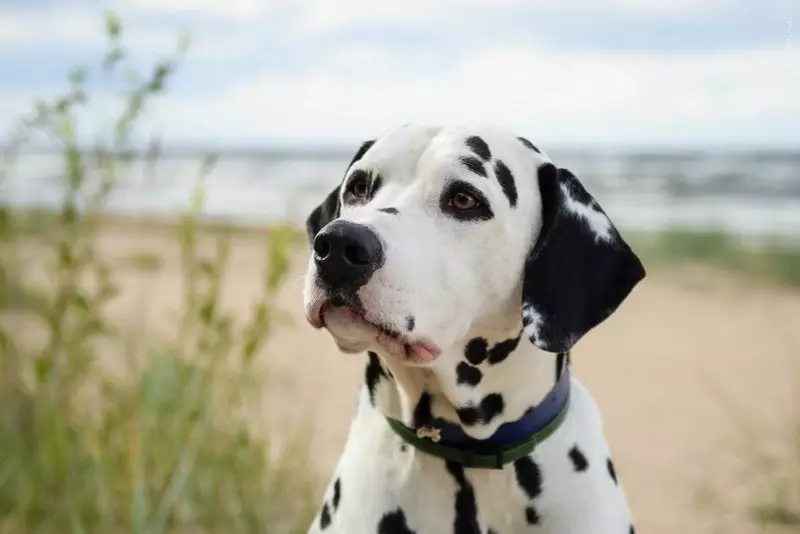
left=352, top=125, right=442, bottom=182
left=354, top=124, right=534, bottom=187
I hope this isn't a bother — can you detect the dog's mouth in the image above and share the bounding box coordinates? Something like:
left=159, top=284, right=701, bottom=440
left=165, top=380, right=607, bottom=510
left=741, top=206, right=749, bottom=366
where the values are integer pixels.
left=308, top=299, right=440, bottom=364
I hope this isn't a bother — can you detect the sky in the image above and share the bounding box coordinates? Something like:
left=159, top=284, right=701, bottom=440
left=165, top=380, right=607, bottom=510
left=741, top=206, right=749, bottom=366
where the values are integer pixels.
left=0, top=0, right=797, bottom=149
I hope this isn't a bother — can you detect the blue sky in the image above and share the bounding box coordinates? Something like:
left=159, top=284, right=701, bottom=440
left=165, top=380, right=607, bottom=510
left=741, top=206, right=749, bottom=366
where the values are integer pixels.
left=0, top=0, right=797, bottom=148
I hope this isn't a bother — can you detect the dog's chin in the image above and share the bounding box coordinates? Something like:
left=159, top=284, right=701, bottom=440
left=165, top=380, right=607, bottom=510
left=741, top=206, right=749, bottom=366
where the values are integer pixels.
left=319, top=305, right=440, bottom=366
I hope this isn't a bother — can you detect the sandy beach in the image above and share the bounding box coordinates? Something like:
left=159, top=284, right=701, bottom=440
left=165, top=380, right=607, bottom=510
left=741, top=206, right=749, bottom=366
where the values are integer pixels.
left=89, top=220, right=800, bottom=534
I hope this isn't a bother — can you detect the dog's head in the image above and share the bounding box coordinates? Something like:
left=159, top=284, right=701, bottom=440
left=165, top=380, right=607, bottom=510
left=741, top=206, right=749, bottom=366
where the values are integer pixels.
left=303, top=125, right=644, bottom=365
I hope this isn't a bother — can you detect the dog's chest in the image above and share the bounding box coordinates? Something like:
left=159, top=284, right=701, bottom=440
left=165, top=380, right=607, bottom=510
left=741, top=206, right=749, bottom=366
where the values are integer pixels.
left=308, top=384, right=634, bottom=534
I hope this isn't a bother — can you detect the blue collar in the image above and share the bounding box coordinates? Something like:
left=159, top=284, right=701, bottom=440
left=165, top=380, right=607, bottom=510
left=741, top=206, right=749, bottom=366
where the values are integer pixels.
left=385, top=367, right=572, bottom=469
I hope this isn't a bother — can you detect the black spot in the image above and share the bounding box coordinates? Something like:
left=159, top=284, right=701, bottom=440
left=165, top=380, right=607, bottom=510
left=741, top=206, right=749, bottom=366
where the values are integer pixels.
left=514, top=456, right=543, bottom=499
left=319, top=503, right=331, bottom=529
left=459, top=156, right=488, bottom=177
left=517, top=136, right=540, bottom=153
left=607, top=457, right=618, bottom=485
left=405, top=315, right=415, bottom=332
left=378, top=508, right=416, bottom=534
left=446, top=461, right=481, bottom=534
left=525, top=506, right=541, bottom=525
left=412, top=392, right=434, bottom=428
left=481, top=393, right=505, bottom=420
left=555, top=352, right=567, bottom=382
left=456, top=393, right=504, bottom=426
left=464, top=338, right=489, bottom=365
left=569, top=445, right=589, bottom=472
left=486, top=334, right=521, bottom=365
left=456, top=362, right=483, bottom=386
left=456, top=405, right=480, bottom=426
left=400, top=443, right=407, bottom=452
left=493, top=160, right=518, bottom=207
left=366, top=352, right=389, bottom=405
left=332, top=478, right=341, bottom=510
left=349, top=139, right=376, bottom=168
left=465, top=135, right=492, bottom=161
left=379, top=207, right=399, bottom=214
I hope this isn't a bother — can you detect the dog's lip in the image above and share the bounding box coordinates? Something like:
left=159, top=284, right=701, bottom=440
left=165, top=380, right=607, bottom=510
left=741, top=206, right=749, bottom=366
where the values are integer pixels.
left=310, top=298, right=441, bottom=362
left=306, top=298, right=326, bottom=329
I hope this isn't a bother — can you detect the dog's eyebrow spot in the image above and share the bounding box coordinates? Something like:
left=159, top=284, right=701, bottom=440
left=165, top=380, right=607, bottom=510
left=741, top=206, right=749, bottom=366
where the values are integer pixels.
left=456, top=362, right=483, bottom=386
left=349, top=139, right=376, bottom=167
left=569, top=445, right=590, bottom=472
left=379, top=207, right=399, bottom=214
left=405, top=315, right=415, bottom=331
left=459, top=156, right=488, bottom=177
left=493, top=160, right=518, bottom=208
left=465, top=135, right=492, bottom=161
left=517, top=136, right=541, bottom=153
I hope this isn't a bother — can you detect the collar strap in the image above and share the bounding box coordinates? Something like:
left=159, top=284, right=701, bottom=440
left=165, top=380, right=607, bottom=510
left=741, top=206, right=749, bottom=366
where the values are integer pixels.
left=386, top=369, right=571, bottom=470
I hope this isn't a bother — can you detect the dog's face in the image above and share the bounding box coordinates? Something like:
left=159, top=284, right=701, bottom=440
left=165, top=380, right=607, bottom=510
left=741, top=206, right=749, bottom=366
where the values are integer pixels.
left=303, top=124, right=645, bottom=366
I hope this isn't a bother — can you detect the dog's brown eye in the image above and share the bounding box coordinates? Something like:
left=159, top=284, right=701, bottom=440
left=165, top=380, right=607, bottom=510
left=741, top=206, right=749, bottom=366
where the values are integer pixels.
left=449, top=191, right=478, bottom=211
left=351, top=178, right=368, bottom=197
left=345, top=174, right=369, bottom=200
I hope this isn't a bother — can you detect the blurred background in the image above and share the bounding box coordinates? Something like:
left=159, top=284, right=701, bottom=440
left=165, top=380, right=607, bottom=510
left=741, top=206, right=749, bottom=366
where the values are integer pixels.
left=0, top=1, right=798, bottom=533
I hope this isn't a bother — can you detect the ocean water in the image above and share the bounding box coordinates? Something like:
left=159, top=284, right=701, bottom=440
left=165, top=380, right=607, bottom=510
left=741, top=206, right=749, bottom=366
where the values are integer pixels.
left=2, top=149, right=799, bottom=243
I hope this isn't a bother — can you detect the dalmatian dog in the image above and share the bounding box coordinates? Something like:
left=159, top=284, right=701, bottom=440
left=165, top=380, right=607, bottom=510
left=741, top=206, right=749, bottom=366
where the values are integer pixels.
left=302, top=124, right=645, bottom=534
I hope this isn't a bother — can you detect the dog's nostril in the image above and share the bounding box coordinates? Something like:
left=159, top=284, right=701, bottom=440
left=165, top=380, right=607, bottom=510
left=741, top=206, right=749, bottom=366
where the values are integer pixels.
left=313, top=236, right=331, bottom=259
left=343, top=244, right=369, bottom=265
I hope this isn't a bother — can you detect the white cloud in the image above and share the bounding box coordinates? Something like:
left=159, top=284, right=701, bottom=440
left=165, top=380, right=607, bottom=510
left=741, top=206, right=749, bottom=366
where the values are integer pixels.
left=0, top=6, right=185, bottom=55
left=285, top=0, right=733, bottom=37
left=125, top=0, right=272, bottom=22
left=141, top=42, right=798, bottom=146
left=0, top=8, right=101, bottom=46
left=123, top=0, right=735, bottom=36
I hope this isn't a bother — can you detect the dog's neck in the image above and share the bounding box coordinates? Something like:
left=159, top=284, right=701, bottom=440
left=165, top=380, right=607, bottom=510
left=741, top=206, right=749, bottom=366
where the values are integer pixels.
left=366, top=321, right=567, bottom=441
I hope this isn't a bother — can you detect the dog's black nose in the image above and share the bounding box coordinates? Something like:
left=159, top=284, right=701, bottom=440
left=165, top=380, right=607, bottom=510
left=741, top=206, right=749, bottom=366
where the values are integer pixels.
left=313, top=220, right=384, bottom=291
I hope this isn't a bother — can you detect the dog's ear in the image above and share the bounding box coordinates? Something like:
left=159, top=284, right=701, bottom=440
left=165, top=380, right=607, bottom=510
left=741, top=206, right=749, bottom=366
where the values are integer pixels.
left=304, top=139, right=376, bottom=243
left=521, top=163, right=646, bottom=353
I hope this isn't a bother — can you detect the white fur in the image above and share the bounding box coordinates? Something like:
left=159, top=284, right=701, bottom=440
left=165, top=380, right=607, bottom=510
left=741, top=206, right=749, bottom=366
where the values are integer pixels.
left=302, top=125, right=635, bottom=533
left=560, top=183, right=614, bottom=242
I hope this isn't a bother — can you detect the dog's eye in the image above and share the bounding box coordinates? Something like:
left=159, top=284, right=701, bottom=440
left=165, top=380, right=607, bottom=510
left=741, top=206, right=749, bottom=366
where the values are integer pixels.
left=440, top=181, right=493, bottom=221
left=350, top=177, right=368, bottom=197
left=345, top=171, right=370, bottom=201
left=448, top=191, right=479, bottom=211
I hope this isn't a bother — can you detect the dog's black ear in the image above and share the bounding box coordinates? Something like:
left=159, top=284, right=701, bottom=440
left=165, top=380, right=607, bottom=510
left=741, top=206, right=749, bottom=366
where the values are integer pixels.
left=304, top=139, right=376, bottom=243
left=521, top=163, right=646, bottom=353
